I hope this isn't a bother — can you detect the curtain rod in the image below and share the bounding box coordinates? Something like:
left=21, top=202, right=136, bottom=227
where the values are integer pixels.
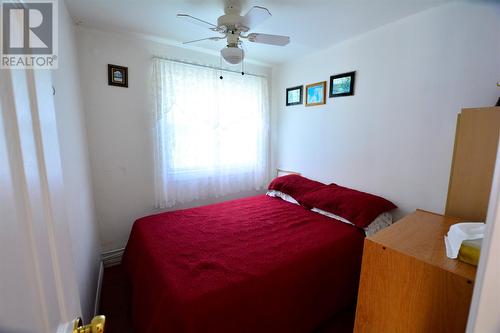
left=152, top=56, right=267, bottom=79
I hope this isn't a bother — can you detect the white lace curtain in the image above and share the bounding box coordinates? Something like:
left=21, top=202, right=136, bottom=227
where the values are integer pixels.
left=153, top=58, right=270, bottom=208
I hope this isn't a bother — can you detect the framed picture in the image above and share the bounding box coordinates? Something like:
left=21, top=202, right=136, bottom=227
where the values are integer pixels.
left=108, top=64, right=128, bottom=87
left=329, top=71, right=355, bottom=97
left=286, top=85, right=303, bottom=106
left=305, top=81, right=327, bottom=106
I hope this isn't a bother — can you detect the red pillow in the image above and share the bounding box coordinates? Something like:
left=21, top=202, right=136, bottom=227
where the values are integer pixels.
left=268, top=175, right=324, bottom=201
left=299, top=184, right=397, bottom=228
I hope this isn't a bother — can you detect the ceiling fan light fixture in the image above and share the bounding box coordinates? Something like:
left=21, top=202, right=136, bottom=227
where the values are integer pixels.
left=178, top=5, right=290, bottom=63
left=221, top=46, right=244, bottom=65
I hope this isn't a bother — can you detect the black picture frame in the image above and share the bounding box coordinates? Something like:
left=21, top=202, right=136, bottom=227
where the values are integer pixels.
left=286, top=85, right=303, bottom=106
left=108, top=64, right=128, bottom=88
left=329, top=71, right=355, bottom=97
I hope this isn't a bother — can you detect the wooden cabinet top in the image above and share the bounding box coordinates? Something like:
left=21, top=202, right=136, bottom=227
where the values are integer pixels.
left=367, top=209, right=477, bottom=281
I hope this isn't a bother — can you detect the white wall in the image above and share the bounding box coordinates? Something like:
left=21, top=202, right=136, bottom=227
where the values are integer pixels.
left=52, top=0, right=101, bottom=322
left=75, top=27, right=272, bottom=251
left=272, top=1, right=500, bottom=219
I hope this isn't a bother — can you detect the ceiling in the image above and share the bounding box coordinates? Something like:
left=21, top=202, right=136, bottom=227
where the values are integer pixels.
left=65, top=0, right=453, bottom=65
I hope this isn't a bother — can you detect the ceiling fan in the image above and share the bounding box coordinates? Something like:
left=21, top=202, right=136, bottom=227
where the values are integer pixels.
left=177, top=4, right=290, bottom=65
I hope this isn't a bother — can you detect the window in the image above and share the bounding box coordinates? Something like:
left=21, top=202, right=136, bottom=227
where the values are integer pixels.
left=153, top=58, right=270, bottom=208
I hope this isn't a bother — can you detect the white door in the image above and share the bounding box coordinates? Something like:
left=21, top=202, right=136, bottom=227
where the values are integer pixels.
left=467, top=138, right=500, bottom=332
left=0, top=68, right=81, bottom=333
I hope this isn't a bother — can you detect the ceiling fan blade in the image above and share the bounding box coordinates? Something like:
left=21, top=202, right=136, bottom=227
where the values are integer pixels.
left=182, top=37, right=224, bottom=45
left=239, top=6, right=271, bottom=31
left=177, top=14, right=219, bottom=31
left=247, top=33, right=290, bottom=46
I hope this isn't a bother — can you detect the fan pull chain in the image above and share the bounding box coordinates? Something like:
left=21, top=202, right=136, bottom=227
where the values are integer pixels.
left=219, top=55, right=224, bottom=80
left=240, top=42, right=245, bottom=76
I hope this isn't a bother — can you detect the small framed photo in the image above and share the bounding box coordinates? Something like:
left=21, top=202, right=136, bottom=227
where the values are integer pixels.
left=108, top=64, right=128, bottom=88
left=305, top=81, right=327, bottom=106
left=329, top=71, right=355, bottom=97
left=286, top=85, right=303, bottom=106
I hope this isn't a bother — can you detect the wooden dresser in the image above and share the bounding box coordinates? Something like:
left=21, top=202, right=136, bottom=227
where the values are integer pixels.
left=354, top=210, right=477, bottom=333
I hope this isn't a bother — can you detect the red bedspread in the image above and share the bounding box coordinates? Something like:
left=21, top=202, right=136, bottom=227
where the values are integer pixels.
left=123, top=195, right=365, bottom=333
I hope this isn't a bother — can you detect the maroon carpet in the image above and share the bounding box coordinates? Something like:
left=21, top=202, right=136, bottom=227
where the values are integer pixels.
left=99, top=265, right=133, bottom=333
left=99, top=265, right=355, bottom=333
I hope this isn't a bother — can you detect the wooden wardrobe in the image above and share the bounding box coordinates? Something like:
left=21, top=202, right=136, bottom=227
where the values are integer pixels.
left=446, top=107, right=500, bottom=221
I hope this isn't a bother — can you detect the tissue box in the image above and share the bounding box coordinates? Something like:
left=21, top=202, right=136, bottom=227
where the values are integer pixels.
left=458, top=238, right=482, bottom=266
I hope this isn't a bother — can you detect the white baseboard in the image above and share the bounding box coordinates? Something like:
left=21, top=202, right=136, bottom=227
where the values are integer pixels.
left=94, top=261, right=104, bottom=317
left=93, top=248, right=125, bottom=317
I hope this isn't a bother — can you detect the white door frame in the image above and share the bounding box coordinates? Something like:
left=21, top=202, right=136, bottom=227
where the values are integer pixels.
left=467, top=136, right=500, bottom=332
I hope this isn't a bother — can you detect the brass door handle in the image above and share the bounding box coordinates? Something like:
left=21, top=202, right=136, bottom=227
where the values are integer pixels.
left=73, top=315, right=105, bottom=333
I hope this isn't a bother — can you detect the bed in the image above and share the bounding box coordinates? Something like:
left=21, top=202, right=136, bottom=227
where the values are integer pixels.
left=123, top=176, right=396, bottom=333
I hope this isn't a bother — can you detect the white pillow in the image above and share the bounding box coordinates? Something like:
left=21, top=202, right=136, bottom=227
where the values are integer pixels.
left=266, top=191, right=393, bottom=236
left=311, top=207, right=393, bottom=236
left=311, top=208, right=352, bottom=225
left=363, top=212, right=393, bottom=236
left=266, top=190, right=299, bottom=205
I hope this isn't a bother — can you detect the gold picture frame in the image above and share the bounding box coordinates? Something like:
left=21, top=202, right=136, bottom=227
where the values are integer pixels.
left=305, top=81, right=327, bottom=106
